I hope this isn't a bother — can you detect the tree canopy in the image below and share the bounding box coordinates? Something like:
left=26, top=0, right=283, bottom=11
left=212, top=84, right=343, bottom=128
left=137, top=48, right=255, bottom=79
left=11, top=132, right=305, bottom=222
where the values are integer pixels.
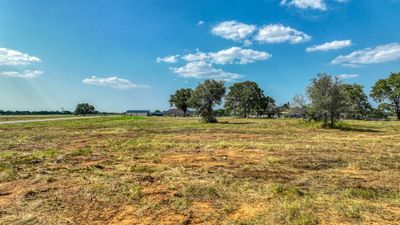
left=307, top=74, right=347, bottom=127
left=189, top=80, right=226, bottom=123
left=224, top=81, right=265, bottom=118
left=342, top=84, right=372, bottom=119
left=370, top=72, right=400, bottom=120
left=169, top=88, right=193, bottom=116
left=74, top=103, right=96, bottom=116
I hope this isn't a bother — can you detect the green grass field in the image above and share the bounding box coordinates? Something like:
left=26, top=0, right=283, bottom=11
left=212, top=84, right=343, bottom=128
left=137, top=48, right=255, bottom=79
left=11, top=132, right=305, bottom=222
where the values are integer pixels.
left=0, top=117, right=399, bottom=224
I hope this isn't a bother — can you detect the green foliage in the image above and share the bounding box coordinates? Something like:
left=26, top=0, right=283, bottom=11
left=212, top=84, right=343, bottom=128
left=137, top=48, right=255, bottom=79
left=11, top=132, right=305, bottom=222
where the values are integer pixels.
left=225, top=81, right=262, bottom=117
left=189, top=79, right=226, bottom=123
left=342, top=83, right=372, bottom=119
left=307, top=74, right=347, bottom=127
left=169, top=88, right=193, bottom=116
left=214, top=108, right=227, bottom=117
left=370, top=72, right=400, bottom=120
left=258, top=96, right=277, bottom=118
left=74, top=103, right=96, bottom=116
left=224, top=81, right=276, bottom=118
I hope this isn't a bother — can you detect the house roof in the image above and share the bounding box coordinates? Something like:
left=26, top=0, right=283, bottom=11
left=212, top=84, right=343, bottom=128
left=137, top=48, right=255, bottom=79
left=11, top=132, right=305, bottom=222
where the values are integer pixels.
left=126, top=110, right=150, bottom=113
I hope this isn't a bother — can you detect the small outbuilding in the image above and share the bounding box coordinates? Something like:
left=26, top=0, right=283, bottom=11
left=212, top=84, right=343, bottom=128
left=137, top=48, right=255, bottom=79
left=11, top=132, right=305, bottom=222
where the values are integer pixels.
left=125, top=110, right=150, bottom=116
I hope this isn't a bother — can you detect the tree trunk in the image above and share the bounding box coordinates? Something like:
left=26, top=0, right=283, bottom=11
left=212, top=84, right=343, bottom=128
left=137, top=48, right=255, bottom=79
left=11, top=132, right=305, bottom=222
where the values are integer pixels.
left=183, top=109, right=187, bottom=117
left=323, top=112, right=328, bottom=127
left=330, top=112, right=335, bottom=128
left=396, top=108, right=400, bottom=121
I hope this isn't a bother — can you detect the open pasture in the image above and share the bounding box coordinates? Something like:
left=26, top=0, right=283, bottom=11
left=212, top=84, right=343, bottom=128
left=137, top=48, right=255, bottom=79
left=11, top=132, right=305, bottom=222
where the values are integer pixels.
left=0, top=117, right=399, bottom=224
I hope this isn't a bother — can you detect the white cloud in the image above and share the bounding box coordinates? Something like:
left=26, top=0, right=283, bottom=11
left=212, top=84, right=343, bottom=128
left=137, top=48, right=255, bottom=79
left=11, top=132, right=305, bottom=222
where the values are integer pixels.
left=181, top=50, right=209, bottom=62
left=209, top=47, right=271, bottom=65
left=331, top=43, right=400, bottom=66
left=211, top=21, right=256, bottom=42
left=0, top=70, right=43, bottom=78
left=82, top=76, right=150, bottom=89
left=156, top=55, right=180, bottom=63
left=281, top=0, right=327, bottom=10
left=254, top=24, right=311, bottom=44
left=197, top=20, right=205, bottom=26
left=336, top=73, right=359, bottom=80
left=170, top=61, right=241, bottom=81
left=0, top=48, right=41, bottom=66
left=181, top=47, right=271, bottom=65
left=306, top=40, right=352, bottom=52
left=335, top=0, right=349, bottom=3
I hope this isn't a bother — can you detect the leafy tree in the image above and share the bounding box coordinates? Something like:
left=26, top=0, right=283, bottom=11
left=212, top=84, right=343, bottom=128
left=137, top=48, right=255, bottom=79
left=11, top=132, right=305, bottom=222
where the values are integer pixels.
left=257, top=96, right=276, bottom=118
left=307, top=74, right=347, bottom=127
left=277, top=102, right=290, bottom=118
left=224, top=81, right=265, bottom=118
left=342, top=84, right=372, bottom=119
left=169, top=88, right=193, bottom=116
left=290, top=94, right=308, bottom=118
left=367, top=107, right=387, bottom=119
left=214, top=108, right=227, bottom=117
left=189, top=80, right=226, bottom=123
left=74, top=103, right=95, bottom=116
left=370, top=72, right=400, bottom=120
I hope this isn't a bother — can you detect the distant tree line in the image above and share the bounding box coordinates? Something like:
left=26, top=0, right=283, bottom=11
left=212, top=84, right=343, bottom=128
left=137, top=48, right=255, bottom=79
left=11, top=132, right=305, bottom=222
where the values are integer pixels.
left=0, top=110, right=73, bottom=115
left=1, top=103, right=116, bottom=116
left=169, top=72, right=400, bottom=126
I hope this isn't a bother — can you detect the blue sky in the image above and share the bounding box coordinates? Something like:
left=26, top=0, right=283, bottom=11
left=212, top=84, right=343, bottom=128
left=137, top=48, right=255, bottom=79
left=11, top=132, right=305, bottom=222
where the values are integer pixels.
left=1, top=0, right=400, bottom=112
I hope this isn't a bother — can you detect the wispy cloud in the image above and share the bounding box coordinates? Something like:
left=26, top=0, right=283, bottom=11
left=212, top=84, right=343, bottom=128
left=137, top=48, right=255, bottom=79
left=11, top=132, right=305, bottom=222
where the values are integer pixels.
left=0, top=48, right=41, bottom=66
left=280, top=0, right=327, bottom=11
left=255, top=24, right=311, bottom=44
left=306, top=40, right=352, bottom=52
left=156, top=55, right=180, bottom=63
left=336, top=73, right=359, bottom=80
left=82, top=76, right=150, bottom=89
left=170, top=61, right=241, bottom=81
left=331, top=43, right=400, bottom=66
left=196, top=20, right=205, bottom=26
left=0, top=70, right=43, bottom=78
left=211, top=20, right=256, bottom=42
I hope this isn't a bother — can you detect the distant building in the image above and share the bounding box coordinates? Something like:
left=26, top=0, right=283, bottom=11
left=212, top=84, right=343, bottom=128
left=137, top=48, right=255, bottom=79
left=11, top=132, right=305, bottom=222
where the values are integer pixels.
left=162, top=108, right=194, bottom=117
left=125, top=110, right=150, bottom=116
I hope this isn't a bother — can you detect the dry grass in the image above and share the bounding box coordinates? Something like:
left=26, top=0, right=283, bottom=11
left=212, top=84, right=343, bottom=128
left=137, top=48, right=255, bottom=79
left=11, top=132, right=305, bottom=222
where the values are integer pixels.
left=0, top=115, right=74, bottom=122
left=0, top=116, right=399, bottom=224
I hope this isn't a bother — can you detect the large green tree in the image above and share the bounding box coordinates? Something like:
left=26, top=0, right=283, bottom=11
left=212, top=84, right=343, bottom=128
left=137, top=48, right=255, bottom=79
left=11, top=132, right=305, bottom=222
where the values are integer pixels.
left=74, top=103, right=95, bottom=116
left=169, top=88, right=193, bottom=116
left=370, top=72, right=400, bottom=120
left=224, top=81, right=265, bottom=118
left=307, top=74, right=347, bottom=127
left=257, top=96, right=276, bottom=118
left=189, top=80, right=226, bottom=123
left=342, top=84, right=372, bottom=119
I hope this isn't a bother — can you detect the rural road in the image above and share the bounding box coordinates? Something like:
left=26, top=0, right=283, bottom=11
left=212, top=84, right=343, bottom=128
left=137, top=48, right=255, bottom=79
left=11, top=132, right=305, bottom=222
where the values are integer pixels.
left=0, top=116, right=110, bottom=125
